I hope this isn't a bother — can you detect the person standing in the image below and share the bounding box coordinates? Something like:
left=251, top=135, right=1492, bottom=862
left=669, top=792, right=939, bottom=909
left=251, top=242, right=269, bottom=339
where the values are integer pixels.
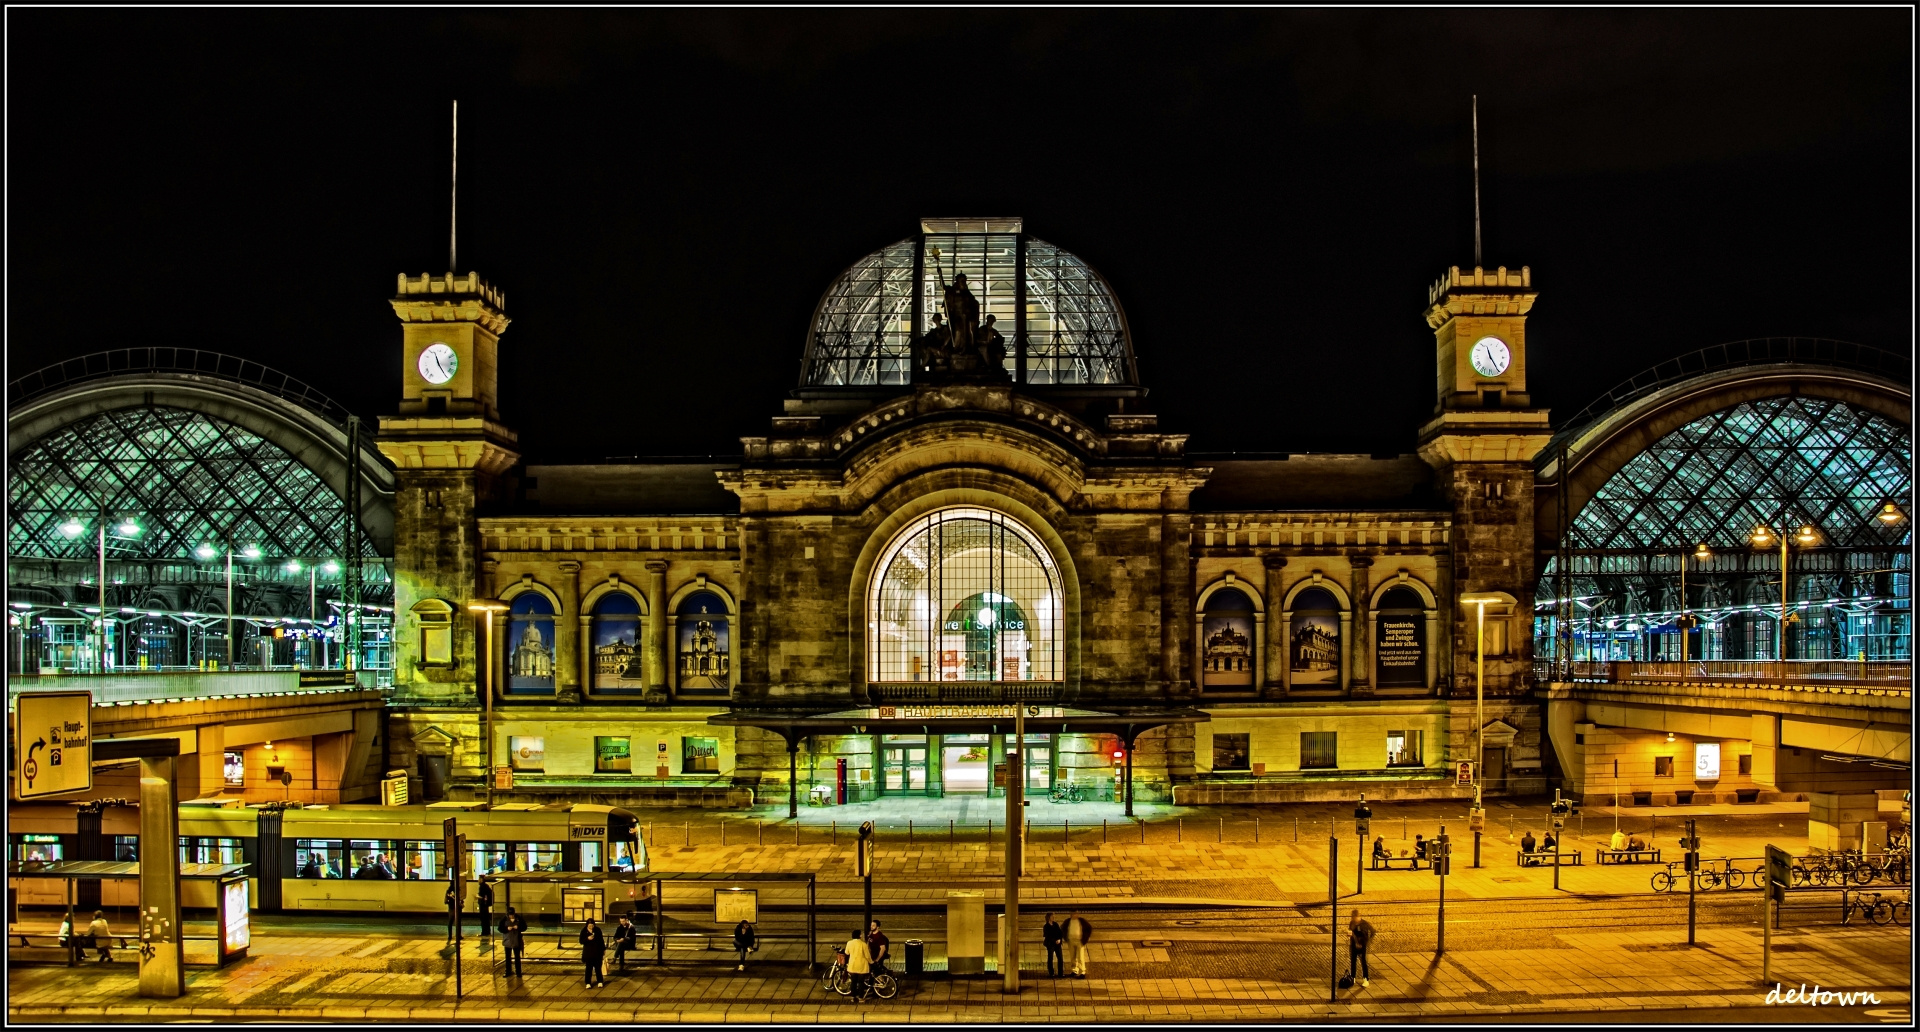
left=444, top=882, right=462, bottom=943
left=475, top=878, right=494, bottom=940
left=87, top=910, right=113, bottom=962
left=579, top=917, right=607, bottom=988
left=866, top=920, right=890, bottom=977
left=1347, top=909, right=1375, bottom=988
left=498, top=907, right=527, bottom=977
left=842, top=928, right=874, bottom=1000
left=733, top=919, right=756, bottom=972
left=1065, top=910, right=1093, bottom=979
left=1042, top=913, right=1065, bottom=978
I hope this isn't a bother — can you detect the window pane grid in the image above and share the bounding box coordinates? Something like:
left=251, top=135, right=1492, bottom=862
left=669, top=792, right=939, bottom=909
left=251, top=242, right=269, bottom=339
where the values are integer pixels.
left=870, top=507, right=1061, bottom=683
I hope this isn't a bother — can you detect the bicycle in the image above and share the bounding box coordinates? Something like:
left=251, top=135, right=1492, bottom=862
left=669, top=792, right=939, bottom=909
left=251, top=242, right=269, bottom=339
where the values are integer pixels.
left=1049, top=782, right=1087, bottom=804
left=1833, top=850, right=1880, bottom=886
left=822, top=951, right=851, bottom=995
left=1651, top=861, right=1720, bottom=892
left=1844, top=891, right=1890, bottom=925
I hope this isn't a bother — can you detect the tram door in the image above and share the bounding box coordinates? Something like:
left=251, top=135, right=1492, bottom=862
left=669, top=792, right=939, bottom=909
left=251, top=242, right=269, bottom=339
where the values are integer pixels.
left=880, top=738, right=927, bottom=795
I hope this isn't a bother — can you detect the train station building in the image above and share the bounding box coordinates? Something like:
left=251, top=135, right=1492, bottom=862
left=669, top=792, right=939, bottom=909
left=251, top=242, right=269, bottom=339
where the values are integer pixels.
left=8, top=217, right=1912, bottom=825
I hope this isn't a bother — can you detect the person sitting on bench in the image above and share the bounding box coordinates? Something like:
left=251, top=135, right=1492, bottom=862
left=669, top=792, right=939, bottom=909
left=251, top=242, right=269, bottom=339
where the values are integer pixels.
left=1626, top=834, right=1647, bottom=851
left=1371, top=836, right=1391, bottom=868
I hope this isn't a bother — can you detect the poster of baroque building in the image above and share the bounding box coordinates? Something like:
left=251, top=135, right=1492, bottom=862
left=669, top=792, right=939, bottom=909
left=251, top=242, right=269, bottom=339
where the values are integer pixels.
left=1290, top=616, right=1340, bottom=685
left=592, top=624, right=648, bottom=691
left=1202, top=615, right=1254, bottom=687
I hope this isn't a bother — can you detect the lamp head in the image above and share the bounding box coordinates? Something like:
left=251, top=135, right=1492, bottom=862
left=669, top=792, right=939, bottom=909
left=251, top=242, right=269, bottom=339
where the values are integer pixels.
left=323, top=561, right=340, bottom=574
left=1878, top=502, right=1907, bottom=525
left=1749, top=525, right=1774, bottom=547
left=467, top=598, right=511, bottom=615
left=58, top=519, right=86, bottom=538
left=1692, top=543, right=1713, bottom=562
left=115, top=519, right=140, bottom=537
left=286, top=560, right=302, bottom=574
left=1795, top=525, right=1819, bottom=546
left=242, top=545, right=263, bottom=559
left=195, top=544, right=218, bottom=559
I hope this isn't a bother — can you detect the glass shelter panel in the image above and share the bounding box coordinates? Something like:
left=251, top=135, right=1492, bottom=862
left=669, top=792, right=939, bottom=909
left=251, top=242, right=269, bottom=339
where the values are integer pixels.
left=870, top=507, right=1062, bottom=683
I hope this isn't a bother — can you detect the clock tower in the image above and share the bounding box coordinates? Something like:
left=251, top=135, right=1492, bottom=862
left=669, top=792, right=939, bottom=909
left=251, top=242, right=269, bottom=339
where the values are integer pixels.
left=379, top=271, right=521, bottom=712
left=1417, top=264, right=1551, bottom=745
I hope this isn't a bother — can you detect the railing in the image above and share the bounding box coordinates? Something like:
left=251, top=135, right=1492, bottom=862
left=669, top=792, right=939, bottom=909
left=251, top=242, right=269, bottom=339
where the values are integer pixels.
left=868, top=682, right=1062, bottom=704
left=1547, top=659, right=1912, bottom=694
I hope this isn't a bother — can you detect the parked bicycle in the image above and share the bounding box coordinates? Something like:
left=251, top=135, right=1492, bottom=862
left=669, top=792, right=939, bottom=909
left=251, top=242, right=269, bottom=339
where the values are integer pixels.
left=1049, top=782, right=1088, bottom=804
left=1844, top=891, right=1897, bottom=925
left=1651, top=861, right=1721, bottom=893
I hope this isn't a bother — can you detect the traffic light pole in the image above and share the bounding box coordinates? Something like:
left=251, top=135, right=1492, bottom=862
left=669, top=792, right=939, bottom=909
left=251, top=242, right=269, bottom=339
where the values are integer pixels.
left=1687, top=818, right=1698, bottom=946
left=1436, top=825, right=1448, bottom=956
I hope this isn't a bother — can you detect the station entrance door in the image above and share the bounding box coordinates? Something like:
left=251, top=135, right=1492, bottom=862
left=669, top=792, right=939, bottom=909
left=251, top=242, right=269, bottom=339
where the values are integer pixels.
left=880, top=738, right=929, bottom=795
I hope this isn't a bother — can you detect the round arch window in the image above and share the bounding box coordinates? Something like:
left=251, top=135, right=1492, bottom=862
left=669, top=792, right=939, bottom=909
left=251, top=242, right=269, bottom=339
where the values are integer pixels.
left=1374, top=586, right=1427, bottom=688
left=676, top=590, right=730, bottom=692
left=505, top=593, right=556, bottom=694
left=869, top=507, right=1062, bottom=683
left=1288, top=587, right=1341, bottom=686
left=591, top=592, right=646, bottom=692
left=1201, top=587, right=1255, bottom=690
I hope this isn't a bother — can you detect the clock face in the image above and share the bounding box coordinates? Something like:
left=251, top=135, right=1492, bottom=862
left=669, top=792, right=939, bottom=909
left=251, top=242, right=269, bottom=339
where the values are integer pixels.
left=417, top=342, right=458, bottom=385
left=1469, top=336, right=1511, bottom=378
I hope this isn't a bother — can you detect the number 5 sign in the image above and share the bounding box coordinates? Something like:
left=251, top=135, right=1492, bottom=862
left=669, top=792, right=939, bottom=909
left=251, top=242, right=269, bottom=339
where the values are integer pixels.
left=14, top=692, right=92, bottom=799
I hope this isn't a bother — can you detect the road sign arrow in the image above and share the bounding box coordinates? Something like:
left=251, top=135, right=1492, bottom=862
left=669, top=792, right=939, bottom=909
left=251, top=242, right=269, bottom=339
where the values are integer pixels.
left=28, top=738, right=45, bottom=763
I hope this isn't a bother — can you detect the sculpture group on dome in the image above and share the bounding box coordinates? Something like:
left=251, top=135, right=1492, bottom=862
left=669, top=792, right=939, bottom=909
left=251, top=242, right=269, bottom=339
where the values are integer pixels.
left=919, top=270, right=1009, bottom=382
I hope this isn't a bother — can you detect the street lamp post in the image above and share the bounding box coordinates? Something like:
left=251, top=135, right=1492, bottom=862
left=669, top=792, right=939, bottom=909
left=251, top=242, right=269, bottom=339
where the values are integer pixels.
left=1750, top=519, right=1819, bottom=678
left=197, top=541, right=262, bottom=668
left=1460, top=593, right=1505, bottom=797
left=1677, top=544, right=1712, bottom=661
left=59, top=515, right=141, bottom=672
left=468, top=599, right=510, bottom=804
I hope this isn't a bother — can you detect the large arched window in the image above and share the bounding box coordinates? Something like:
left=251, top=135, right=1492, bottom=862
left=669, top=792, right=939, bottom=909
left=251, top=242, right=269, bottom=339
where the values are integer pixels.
left=1199, top=586, right=1257, bottom=690
left=675, top=590, right=731, bottom=694
left=590, top=591, right=646, bottom=693
left=1288, top=587, right=1342, bottom=687
left=869, top=507, right=1062, bottom=683
left=505, top=593, right=556, bottom=694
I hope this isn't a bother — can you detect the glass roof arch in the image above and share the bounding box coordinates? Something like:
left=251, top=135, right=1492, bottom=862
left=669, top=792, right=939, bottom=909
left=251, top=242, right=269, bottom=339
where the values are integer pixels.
left=801, top=218, right=1139, bottom=390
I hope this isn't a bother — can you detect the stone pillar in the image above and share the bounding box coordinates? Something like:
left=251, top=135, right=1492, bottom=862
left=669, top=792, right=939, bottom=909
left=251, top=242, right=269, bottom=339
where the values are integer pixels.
left=138, top=755, right=184, bottom=998
left=1263, top=556, right=1286, bottom=698
left=1809, top=792, right=1882, bottom=853
left=1160, top=513, right=1193, bottom=696
left=645, top=560, right=668, bottom=694
left=1349, top=557, right=1373, bottom=697
left=557, top=561, right=582, bottom=703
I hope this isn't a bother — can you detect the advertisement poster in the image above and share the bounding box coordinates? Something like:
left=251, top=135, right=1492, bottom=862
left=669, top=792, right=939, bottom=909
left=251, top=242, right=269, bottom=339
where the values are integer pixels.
left=596, top=736, right=632, bottom=773
left=592, top=594, right=646, bottom=692
left=508, top=736, right=545, bottom=771
left=1202, top=615, right=1255, bottom=687
left=223, top=750, right=245, bottom=787
left=507, top=595, right=556, bottom=693
left=223, top=880, right=251, bottom=953
left=1375, top=615, right=1426, bottom=687
left=1289, top=616, right=1340, bottom=684
left=676, top=595, right=730, bottom=690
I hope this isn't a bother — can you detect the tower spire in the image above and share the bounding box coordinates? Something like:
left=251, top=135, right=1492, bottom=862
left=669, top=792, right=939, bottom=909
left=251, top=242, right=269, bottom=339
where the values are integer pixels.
left=450, top=99, right=459, bottom=272
left=1466, top=95, right=1482, bottom=268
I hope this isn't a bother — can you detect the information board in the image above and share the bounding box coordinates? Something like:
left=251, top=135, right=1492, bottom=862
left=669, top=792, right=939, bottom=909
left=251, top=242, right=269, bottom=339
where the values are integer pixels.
left=715, top=887, right=758, bottom=924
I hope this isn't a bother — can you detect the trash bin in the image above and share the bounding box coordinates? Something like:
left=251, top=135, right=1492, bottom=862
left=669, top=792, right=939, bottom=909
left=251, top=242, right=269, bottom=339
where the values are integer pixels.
left=905, top=939, right=925, bottom=975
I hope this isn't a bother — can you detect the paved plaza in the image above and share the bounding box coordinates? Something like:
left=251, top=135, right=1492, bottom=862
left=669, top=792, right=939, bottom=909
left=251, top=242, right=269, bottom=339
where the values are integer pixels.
left=8, top=798, right=1911, bottom=1023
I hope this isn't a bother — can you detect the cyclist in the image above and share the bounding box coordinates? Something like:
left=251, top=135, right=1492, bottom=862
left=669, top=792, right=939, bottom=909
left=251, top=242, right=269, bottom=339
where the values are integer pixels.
left=866, top=920, right=891, bottom=981
left=842, top=928, right=874, bottom=1000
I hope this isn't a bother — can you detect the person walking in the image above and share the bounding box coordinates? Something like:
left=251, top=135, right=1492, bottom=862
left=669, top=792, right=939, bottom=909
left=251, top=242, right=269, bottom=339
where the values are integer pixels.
left=498, top=907, right=527, bottom=977
left=842, top=928, right=874, bottom=1000
left=579, top=917, right=607, bottom=988
left=1347, top=909, right=1375, bottom=988
left=1042, top=913, right=1065, bottom=978
left=1064, top=910, right=1093, bottom=979
left=444, top=882, right=463, bottom=943
left=87, top=910, right=113, bottom=962
left=733, top=919, right=756, bottom=972
left=475, top=877, right=494, bottom=940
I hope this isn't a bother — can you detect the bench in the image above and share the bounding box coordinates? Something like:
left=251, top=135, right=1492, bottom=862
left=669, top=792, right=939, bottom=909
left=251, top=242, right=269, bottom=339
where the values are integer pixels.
left=1516, top=850, right=1583, bottom=867
left=10, top=932, right=138, bottom=953
left=1369, top=855, right=1426, bottom=870
left=1596, top=848, right=1662, bottom=865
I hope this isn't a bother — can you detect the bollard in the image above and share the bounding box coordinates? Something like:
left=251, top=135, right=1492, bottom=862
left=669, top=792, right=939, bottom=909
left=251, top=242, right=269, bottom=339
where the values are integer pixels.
left=987, top=819, right=992, bottom=845
left=795, top=822, right=801, bottom=846
left=1255, top=818, right=1260, bottom=843
left=759, top=821, right=764, bottom=846
left=1219, top=817, right=1225, bottom=843
left=1065, top=820, right=1070, bottom=844
left=1294, top=818, right=1299, bottom=843
left=1178, top=818, right=1183, bottom=843
left=832, top=821, right=837, bottom=846
left=1141, top=820, right=1146, bottom=844
left=909, top=819, right=914, bottom=845
left=1404, top=818, right=1409, bottom=841
left=950, top=819, right=955, bottom=846
left=721, top=820, right=727, bottom=846
left=686, top=821, right=692, bottom=847
left=1103, top=819, right=1108, bottom=843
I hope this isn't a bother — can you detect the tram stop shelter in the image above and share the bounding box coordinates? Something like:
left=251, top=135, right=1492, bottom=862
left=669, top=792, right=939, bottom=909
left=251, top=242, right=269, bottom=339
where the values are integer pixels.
left=482, top=870, right=818, bottom=972
left=6, top=860, right=253, bottom=967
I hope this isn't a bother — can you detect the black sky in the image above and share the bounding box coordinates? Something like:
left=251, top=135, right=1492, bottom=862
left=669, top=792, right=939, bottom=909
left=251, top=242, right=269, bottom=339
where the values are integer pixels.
left=9, top=10, right=1911, bottom=461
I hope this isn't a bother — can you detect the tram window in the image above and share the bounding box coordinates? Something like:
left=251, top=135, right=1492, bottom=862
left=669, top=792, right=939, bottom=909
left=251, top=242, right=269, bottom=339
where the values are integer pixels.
left=610, top=840, right=640, bottom=872
left=112, top=836, right=139, bottom=861
left=12, top=835, right=63, bottom=863
left=346, top=839, right=402, bottom=879
left=683, top=737, right=721, bottom=773
left=400, top=841, right=444, bottom=880
left=522, top=843, right=563, bottom=872
left=472, top=841, right=513, bottom=875
left=471, top=841, right=564, bottom=873
left=294, top=839, right=347, bottom=878
left=180, top=837, right=244, bottom=865
left=578, top=841, right=601, bottom=872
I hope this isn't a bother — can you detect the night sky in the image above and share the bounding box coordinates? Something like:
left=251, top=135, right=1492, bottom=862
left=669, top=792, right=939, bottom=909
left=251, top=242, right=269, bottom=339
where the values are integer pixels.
left=10, top=10, right=1911, bottom=461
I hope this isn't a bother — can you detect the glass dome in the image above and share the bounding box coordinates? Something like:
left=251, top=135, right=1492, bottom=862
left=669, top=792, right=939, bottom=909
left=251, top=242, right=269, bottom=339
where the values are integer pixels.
left=802, top=218, right=1138, bottom=389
